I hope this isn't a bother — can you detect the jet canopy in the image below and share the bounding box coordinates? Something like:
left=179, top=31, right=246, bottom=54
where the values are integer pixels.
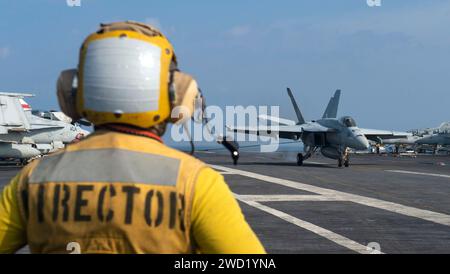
left=340, top=116, right=357, bottom=127
left=439, top=122, right=450, bottom=134
left=32, top=110, right=59, bottom=121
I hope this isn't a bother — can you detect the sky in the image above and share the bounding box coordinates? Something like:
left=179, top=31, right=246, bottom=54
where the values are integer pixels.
left=1, top=0, right=449, bottom=143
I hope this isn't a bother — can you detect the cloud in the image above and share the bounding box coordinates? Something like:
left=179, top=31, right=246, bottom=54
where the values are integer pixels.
left=217, top=1, right=450, bottom=53
left=318, top=1, right=450, bottom=47
left=212, top=2, right=450, bottom=62
left=226, top=25, right=251, bottom=37
left=0, top=47, right=10, bottom=59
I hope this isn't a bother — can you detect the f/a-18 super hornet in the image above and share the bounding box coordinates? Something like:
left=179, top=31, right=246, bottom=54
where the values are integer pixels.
left=377, top=122, right=450, bottom=154
left=414, top=122, right=450, bottom=153
left=0, top=92, right=89, bottom=163
left=230, top=88, right=409, bottom=167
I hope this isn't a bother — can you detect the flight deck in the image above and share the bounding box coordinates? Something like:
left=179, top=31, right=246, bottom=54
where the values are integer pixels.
left=2, top=152, right=450, bottom=254
left=198, top=151, right=450, bottom=254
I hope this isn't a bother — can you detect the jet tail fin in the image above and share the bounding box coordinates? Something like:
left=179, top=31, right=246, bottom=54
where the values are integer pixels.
left=322, top=89, right=341, bottom=119
left=0, top=93, right=33, bottom=130
left=286, top=87, right=305, bottom=125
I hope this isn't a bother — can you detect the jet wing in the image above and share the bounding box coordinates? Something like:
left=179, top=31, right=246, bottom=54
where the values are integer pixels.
left=360, top=128, right=410, bottom=141
left=29, top=123, right=65, bottom=130
left=258, top=115, right=296, bottom=126
left=27, top=113, right=66, bottom=130
left=301, top=123, right=336, bottom=133
left=229, top=123, right=334, bottom=140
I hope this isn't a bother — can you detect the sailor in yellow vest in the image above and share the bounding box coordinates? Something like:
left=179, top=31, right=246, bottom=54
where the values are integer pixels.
left=0, top=21, right=265, bottom=254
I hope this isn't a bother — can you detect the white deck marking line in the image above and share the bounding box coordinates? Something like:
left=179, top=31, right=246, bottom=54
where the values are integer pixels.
left=385, top=170, right=450, bottom=179
left=235, top=195, right=378, bottom=254
left=304, top=161, right=329, bottom=165
left=218, top=171, right=234, bottom=175
left=211, top=165, right=450, bottom=227
left=236, top=194, right=342, bottom=202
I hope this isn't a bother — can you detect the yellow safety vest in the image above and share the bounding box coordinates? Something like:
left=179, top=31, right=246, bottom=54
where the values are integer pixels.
left=15, top=130, right=205, bottom=253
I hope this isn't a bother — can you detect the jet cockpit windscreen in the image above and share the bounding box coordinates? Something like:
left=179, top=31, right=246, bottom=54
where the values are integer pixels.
left=32, top=110, right=58, bottom=121
left=340, top=116, right=357, bottom=127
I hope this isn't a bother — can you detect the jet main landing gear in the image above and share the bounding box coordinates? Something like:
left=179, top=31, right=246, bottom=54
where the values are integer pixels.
left=297, top=146, right=314, bottom=166
left=344, top=158, right=349, bottom=167
left=297, top=153, right=304, bottom=166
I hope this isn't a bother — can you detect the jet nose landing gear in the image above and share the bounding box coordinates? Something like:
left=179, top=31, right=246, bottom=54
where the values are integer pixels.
left=339, top=147, right=350, bottom=168
left=218, top=136, right=240, bottom=165
left=339, top=157, right=350, bottom=167
left=232, top=150, right=239, bottom=165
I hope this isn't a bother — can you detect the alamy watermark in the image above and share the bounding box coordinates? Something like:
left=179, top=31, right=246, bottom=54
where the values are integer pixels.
left=367, top=0, right=381, bottom=7
left=67, top=241, right=81, bottom=254
left=66, top=0, right=81, bottom=7
left=66, top=241, right=382, bottom=254
left=366, top=242, right=382, bottom=254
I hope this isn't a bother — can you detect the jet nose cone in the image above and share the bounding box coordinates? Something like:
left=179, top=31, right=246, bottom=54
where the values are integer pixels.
left=356, top=135, right=370, bottom=150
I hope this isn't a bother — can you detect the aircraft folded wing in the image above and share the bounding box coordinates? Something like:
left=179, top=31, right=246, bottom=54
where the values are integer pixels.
left=360, top=128, right=410, bottom=141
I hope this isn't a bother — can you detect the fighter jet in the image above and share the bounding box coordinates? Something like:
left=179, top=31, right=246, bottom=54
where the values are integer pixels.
left=415, top=122, right=450, bottom=152
left=0, top=92, right=89, bottom=163
left=230, top=88, right=409, bottom=167
left=368, top=122, right=450, bottom=154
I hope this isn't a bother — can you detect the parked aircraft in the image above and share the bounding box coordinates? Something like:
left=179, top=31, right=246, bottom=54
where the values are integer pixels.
left=0, top=92, right=89, bottom=163
left=415, top=122, right=450, bottom=146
